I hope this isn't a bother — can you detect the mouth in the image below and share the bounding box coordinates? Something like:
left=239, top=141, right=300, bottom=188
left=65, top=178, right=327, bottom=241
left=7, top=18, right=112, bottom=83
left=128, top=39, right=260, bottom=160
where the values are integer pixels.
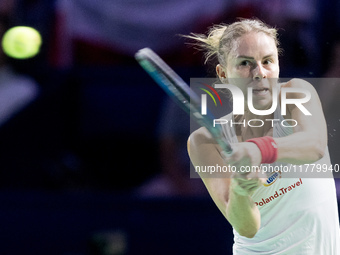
left=252, top=88, right=269, bottom=96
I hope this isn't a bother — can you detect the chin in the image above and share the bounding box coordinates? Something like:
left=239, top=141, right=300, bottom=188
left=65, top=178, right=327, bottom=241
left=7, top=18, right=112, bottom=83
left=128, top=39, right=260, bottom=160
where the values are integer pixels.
left=252, top=99, right=273, bottom=111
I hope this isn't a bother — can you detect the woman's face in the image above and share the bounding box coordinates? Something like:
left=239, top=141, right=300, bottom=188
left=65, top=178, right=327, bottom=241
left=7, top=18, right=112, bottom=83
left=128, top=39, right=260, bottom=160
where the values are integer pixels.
left=223, top=32, right=280, bottom=111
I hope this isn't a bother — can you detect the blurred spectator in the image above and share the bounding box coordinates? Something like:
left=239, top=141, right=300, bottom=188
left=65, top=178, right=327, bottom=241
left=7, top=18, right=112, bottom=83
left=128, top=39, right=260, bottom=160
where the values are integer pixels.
left=136, top=98, right=206, bottom=197
left=52, top=0, right=230, bottom=67
left=89, top=229, right=128, bottom=255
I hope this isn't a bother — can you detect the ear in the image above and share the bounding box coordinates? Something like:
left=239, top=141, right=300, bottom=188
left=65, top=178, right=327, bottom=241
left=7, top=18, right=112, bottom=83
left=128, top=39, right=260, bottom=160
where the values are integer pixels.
left=216, top=64, right=227, bottom=83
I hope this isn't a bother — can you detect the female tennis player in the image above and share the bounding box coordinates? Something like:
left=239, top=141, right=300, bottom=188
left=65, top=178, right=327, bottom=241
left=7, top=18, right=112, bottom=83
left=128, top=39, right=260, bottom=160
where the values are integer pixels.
left=187, top=19, right=340, bottom=254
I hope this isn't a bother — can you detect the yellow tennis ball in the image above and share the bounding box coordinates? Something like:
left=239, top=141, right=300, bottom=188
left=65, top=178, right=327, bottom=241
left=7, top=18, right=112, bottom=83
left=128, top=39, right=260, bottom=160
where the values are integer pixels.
left=2, top=26, right=42, bottom=59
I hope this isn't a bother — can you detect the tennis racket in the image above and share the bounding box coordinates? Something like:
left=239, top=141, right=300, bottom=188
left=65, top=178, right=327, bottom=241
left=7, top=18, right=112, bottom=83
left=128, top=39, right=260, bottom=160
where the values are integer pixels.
left=135, top=47, right=232, bottom=154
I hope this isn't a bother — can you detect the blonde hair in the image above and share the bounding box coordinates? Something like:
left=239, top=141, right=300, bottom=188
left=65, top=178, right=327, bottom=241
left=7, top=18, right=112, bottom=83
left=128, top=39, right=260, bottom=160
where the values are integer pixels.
left=184, top=19, right=281, bottom=67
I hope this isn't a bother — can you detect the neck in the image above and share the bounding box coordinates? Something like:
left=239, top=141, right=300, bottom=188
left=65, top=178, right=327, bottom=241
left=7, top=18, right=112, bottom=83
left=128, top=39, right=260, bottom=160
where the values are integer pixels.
left=244, top=109, right=273, bottom=120
left=234, top=112, right=274, bottom=139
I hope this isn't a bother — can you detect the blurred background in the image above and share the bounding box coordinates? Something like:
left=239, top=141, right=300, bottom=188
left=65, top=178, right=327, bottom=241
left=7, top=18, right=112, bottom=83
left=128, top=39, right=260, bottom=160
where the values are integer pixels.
left=0, top=0, right=340, bottom=254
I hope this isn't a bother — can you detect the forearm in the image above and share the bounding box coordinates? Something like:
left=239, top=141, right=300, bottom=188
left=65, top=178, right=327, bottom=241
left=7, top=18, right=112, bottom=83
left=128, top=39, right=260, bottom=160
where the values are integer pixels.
left=225, top=179, right=261, bottom=238
left=189, top=128, right=261, bottom=238
left=275, top=131, right=326, bottom=165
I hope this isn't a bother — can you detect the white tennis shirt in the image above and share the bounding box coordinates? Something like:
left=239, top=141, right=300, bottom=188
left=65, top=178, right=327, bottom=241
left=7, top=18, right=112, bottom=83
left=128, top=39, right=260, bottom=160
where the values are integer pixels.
left=220, top=106, right=340, bottom=254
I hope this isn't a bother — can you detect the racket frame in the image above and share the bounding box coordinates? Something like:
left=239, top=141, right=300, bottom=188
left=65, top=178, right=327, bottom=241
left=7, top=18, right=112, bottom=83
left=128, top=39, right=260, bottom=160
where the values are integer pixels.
left=135, top=47, right=232, bottom=154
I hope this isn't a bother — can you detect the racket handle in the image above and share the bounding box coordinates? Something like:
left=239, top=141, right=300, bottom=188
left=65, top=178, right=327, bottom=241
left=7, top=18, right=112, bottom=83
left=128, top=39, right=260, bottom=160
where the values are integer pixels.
left=220, top=136, right=233, bottom=154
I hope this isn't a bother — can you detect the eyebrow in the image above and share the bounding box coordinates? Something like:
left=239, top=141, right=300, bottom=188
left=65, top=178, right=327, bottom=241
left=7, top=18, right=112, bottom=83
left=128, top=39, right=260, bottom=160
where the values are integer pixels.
left=237, top=55, right=254, bottom=59
left=236, top=54, right=275, bottom=60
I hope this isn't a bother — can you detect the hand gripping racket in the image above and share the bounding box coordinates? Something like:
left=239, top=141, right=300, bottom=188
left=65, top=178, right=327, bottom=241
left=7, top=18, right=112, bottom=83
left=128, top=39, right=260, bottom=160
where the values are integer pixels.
left=135, top=47, right=232, bottom=154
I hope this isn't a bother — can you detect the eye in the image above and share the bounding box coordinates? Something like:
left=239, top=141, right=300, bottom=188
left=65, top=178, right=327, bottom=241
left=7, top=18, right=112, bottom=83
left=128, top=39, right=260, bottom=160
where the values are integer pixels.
left=240, top=60, right=252, bottom=66
left=263, top=59, right=273, bottom=65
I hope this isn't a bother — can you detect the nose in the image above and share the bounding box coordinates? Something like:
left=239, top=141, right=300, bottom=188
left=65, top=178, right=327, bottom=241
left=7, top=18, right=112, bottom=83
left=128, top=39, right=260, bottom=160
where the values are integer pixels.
left=253, top=63, right=267, bottom=81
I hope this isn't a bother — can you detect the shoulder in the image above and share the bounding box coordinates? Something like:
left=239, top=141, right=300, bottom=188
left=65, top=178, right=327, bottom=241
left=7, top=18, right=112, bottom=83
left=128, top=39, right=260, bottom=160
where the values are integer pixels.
left=188, top=126, right=216, bottom=158
left=188, top=127, right=214, bottom=147
left=280, top=78, right=318, bottom=99
left=188, top=112, right=233, bottom=145
left=280, top=78, right=316, bottom=91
